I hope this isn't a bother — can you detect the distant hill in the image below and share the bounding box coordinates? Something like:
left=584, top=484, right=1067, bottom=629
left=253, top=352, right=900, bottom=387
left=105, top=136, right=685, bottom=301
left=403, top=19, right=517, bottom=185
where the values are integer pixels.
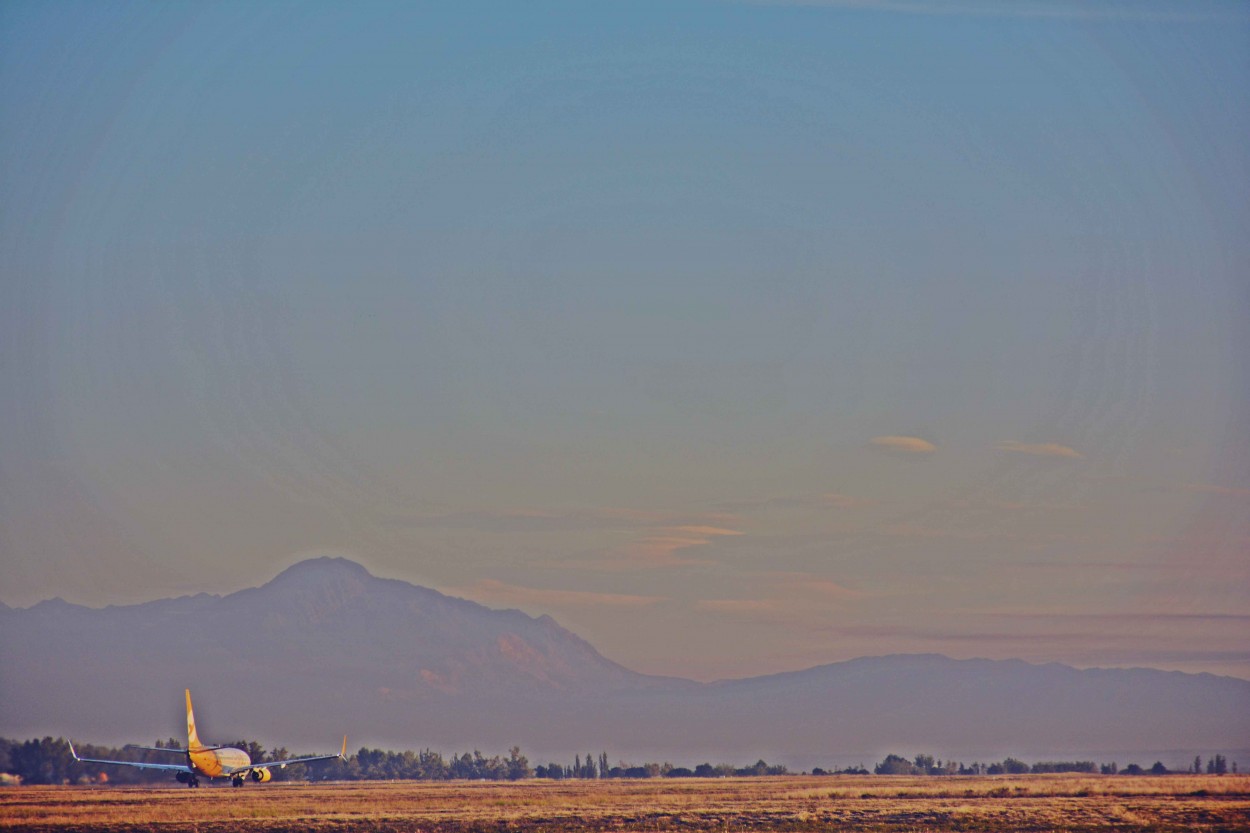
left=2, top=557, right=1246, bottom=768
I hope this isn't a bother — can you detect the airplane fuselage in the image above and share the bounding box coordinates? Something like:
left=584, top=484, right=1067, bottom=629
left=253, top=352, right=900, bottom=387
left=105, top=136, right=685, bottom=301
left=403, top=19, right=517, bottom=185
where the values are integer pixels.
left=189, top=747, right=250, bottom=779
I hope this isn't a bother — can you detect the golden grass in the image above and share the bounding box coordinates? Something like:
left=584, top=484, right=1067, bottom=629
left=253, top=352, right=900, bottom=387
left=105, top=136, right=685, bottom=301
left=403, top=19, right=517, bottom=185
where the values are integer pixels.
left=2, top=774, right=1248, bottom=832
left=783, top=772, right=1250, bottom=800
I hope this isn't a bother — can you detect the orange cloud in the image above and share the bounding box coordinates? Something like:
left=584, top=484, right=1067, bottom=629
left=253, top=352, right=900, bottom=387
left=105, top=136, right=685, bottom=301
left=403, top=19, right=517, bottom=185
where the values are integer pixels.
left=548, top=518, right=745, bottom=572
left=670, top=525, right=745, bottom=537
left=407, top=506, right=740, bottom=533
left=870, top=435, right=937, bottom=455
left=456, top=579, right=664, bottom=610
left=769, top=573, right=861, bottom=599
left=695, top=599, right=778, bottom=615
left=821, top=492, right=877, bottom=509
left=692, top=570, right=861, bottom=626
left=550, top=534, right=724, bottom=572
left=994, top=441, right=1083, bottom=459
left=879, top=522, right=997, bottom=540
left=612, top=534, right=722, bottom=568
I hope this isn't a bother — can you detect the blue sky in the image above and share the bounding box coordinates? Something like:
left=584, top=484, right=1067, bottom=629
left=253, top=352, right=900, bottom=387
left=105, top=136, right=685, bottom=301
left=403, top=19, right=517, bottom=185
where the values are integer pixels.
left=2, top=0, right=1247, bottom=680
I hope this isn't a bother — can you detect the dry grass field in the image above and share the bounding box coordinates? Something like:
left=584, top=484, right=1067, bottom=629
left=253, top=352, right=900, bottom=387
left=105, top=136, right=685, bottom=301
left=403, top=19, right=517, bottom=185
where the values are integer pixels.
left=3, top=774, right=1248, bottom=832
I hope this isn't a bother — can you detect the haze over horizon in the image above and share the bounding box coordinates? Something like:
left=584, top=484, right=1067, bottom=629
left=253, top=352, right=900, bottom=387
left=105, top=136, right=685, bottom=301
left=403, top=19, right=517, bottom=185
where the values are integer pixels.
left=5, top=555, right=1247, bottom=764
left=3, top=0, right=1248, bottom=684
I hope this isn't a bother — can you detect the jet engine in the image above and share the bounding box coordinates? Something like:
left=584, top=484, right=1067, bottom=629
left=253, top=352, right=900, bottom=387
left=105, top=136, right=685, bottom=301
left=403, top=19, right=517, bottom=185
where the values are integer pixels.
left=249, top=767, right=272, bottom=783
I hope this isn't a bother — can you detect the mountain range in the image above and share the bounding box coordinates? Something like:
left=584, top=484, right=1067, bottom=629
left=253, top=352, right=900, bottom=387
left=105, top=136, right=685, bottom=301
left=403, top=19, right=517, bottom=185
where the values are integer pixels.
left=2, top=557, right=1246, bottom=769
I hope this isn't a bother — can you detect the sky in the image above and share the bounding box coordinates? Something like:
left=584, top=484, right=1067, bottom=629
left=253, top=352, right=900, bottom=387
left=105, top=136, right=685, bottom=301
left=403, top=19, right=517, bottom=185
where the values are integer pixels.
left=2, top=0, right=1248, bottom=682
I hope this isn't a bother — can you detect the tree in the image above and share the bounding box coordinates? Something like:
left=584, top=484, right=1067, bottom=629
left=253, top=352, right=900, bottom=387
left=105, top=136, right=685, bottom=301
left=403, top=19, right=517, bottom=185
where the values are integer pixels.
left=875, top=754, right=917, bottom=775
left=1002, top=758, right=1029, bottom=774
left=418, top=748, right=448, bottom=780
left=1032, top=761, right=1096, bottom=774
left=228, top=740, right=266, bottom=767
left=1150, top=761, right=1169, bottom=775
left=11, top=738, right=74, bottom=785
left=506, top=747, right=530, bottom=781
left=738, top=759, right=771, bottom=777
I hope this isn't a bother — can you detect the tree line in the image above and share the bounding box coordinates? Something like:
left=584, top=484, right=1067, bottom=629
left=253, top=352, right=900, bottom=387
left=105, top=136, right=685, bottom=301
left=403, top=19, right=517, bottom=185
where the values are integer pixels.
left=0, top=737, right=1237, bottom=786
left=859, top=753, right=1235, bottom=777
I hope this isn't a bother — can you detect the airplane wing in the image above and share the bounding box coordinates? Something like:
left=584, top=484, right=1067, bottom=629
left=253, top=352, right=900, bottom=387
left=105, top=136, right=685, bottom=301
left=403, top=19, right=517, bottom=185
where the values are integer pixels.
left=70, top=742, right=189, bottom=772
left=249, top=735, right=348, bottom=771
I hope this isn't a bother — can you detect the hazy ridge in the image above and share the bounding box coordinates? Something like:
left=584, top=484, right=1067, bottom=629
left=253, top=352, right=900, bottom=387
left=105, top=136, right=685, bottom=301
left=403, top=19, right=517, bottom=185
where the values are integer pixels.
left=2, top=557, right=1245, bottom=768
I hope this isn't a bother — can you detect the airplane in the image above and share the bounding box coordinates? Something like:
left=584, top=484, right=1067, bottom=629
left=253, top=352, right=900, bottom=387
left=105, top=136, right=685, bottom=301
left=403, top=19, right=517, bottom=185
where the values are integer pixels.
left=69, top=689, right=346, bottom=787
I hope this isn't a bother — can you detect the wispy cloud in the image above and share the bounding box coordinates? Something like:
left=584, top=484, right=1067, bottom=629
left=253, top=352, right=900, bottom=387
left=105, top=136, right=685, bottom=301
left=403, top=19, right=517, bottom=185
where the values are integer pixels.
left=994, top=441, right=1083, bottom=459
left=693, top=570, right=861, bottom=625
left=713, top=492, right=877, bottom=513
left=743, top=0, right=1247, bottom=23
left=454, top=578, right=665, bottom=611
left=879, top=522, right=998, bottom=540
left=549, top=521, right=745, bottom=572
left=670, top=525, right=745, bottom=538
left=695, top=598, right=780, bottom=615
left=817, top=624, right=1102, bottom=644
left=604, top=524, right=746, bottom=568
left=981, top=610, right=1250, bottom=624
left=400, top=505, right=744, bottom=571
left=398, top=506, right=738, bottom=533
left=869, top=435, right=937, bottom=455
left=821, top=492, right=878, bottom=509
left=945, top=498, right=1078, bottom=513
left=760, top=570, right=861, bottom=599
left=621, top=534, right=723, bottom=565
left=1183, top=483, right=1250, bottom=498
left=712, top=496, right=814, bottom=513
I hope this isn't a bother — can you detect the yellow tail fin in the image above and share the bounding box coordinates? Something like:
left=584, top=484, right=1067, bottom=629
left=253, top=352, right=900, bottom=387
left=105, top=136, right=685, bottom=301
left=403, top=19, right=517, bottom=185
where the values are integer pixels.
left=186, top=689, right=204, bottom=751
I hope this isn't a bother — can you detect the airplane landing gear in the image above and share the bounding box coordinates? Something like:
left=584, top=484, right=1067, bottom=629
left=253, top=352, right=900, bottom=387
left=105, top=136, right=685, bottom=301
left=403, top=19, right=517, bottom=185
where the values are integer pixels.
left=232, top=776, right=244, bottom=788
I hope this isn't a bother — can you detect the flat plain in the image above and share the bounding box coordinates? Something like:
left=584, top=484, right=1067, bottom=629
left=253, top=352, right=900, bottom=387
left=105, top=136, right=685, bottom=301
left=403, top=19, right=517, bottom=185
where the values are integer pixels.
left=3, top=774, right=1248, bottom=832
